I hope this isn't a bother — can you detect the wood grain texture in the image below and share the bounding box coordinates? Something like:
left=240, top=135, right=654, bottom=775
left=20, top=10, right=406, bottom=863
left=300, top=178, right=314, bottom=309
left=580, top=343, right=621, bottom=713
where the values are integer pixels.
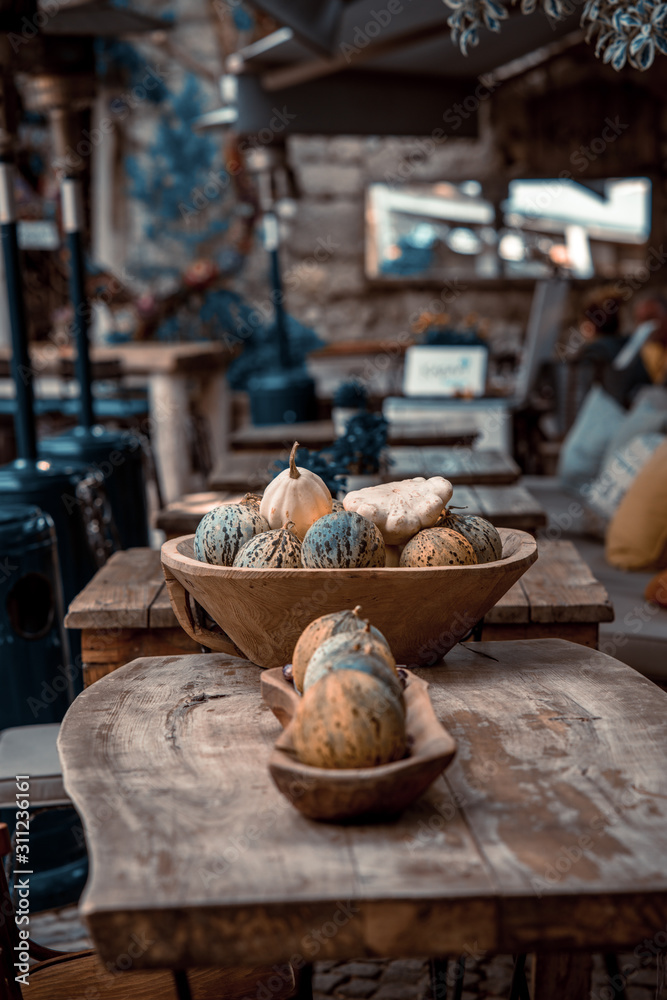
left=155, top=492, right=242, bottom=539
left=161, top=528, right=538, bottom=667
left=484, top=539, right=613, bottom=628
left=228, top=420, right=478, bottom=451
left=157, top=484, right=544, bottom=536
left=80, top=627, right=200, bottom=688
left=471, top=485, right=547, bottom=531
left=387, top=448, right=521, bottom=486
left=65, top=549, right=167, bottom=630
left=261, top=668, right=457, bottom=821
left=57, top=639, right=667, bottom=971
left=0, top=342, right=232, bottom=378
left=21, top=953, right=293, bottom=1000
left=531, top=953, right=593, bottom=1000
left=208, top=448, right=521, bottom=492
left=520, top=540, right=614, bottom=624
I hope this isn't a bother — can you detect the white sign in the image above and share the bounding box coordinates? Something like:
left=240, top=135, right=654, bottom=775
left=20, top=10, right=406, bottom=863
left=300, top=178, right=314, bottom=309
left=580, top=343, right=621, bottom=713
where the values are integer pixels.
left=403, top=346, right=488, bottom=397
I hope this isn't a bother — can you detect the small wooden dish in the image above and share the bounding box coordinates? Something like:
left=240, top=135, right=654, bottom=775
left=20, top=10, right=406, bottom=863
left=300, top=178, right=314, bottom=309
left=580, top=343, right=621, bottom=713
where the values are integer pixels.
left=261, top=668, right=457, bottom=822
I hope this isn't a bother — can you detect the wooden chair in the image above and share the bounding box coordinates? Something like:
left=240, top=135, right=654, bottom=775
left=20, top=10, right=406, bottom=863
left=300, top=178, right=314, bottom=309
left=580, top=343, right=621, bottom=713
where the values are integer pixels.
left=0, top=823, right=295, bottom=1000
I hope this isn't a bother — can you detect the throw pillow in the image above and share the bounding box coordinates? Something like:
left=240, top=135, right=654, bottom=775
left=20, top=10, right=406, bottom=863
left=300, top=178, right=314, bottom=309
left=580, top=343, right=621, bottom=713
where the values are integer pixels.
left=601, top=386, right=667, bottom=466
left=606, top=438, right=667, bottom=570
left=584, top=432, right=665, bottom=521
left=558, top=385, right=624, bottom=493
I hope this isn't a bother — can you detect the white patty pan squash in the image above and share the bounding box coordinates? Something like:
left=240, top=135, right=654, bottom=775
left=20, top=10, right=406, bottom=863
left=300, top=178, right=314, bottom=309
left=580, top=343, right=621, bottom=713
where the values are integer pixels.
left=343, top=476, right=454, bottom=545
left=260, top=441, right=333, bottom=540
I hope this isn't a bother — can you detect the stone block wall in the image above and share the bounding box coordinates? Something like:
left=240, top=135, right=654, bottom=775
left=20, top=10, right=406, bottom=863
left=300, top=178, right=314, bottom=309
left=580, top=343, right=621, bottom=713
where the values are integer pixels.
left=236, top=116, right=532, bottom=358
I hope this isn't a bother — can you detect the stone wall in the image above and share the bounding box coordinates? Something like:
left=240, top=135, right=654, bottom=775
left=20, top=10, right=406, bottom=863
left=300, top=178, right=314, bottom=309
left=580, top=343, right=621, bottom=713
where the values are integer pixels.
left=236, top=49, right=667, bottom=362
left=237, top=105, right=532, bottom=359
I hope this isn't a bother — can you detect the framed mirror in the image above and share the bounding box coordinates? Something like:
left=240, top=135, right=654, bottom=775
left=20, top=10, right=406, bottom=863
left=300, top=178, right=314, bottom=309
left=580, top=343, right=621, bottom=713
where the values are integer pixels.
left=365, top=177, right=652, bottom=283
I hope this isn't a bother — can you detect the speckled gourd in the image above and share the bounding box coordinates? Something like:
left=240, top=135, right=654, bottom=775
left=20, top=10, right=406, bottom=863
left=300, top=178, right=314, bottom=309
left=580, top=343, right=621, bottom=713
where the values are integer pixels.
left=194, top=504, right=269, bottom=566
left=303, top=625, right=398, bottom=694
left=400, top=527, right=477, bottom=567
left=233, top=522, right=302, bottom=568
left=292, top=669, right=407, bottom=769
left=292, top=606, right=367, bottom=692
left=260, top=441, right=332, bottom=540
left=239, top=493, right=263, bottom=513
left=301, top=510, right=385, bottom=569
left=435, top=511, right=503, bottom=563
left=303, top=649, right=403, bottom=703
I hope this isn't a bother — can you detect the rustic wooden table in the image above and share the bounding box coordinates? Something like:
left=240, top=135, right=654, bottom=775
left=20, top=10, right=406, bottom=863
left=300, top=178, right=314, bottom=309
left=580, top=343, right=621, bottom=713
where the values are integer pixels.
left=229, top=417, right=479, bottom=450
left=57, top=639, right=667, bottom=1000
left=64, top=542, right=613, bottom=687
left=0, top=342, right=234, bottom=503
left=208, top=448, right=521, bottom=493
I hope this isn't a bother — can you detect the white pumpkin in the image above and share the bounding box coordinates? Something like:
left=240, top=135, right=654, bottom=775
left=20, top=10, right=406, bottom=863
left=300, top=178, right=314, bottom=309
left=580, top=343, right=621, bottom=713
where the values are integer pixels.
left=260, top=441, right=332, bottom=540
left=344, top=476, right=453, bottom=546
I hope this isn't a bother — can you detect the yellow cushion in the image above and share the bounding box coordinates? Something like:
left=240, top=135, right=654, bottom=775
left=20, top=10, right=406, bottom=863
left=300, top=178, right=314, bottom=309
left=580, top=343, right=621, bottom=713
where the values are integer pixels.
left=606, top=437, right=667, bottom=570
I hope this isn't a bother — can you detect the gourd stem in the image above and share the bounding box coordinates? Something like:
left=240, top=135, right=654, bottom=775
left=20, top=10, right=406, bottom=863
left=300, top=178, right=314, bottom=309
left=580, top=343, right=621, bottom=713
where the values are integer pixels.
left=289, top=441, right=301, bottom=480
left=352, top=605, right=363, bottom=617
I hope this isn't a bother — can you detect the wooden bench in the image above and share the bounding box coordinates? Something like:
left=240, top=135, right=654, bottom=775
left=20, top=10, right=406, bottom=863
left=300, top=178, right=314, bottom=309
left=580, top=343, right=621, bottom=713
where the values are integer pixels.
left=156, top=484, right=546, bottom=539
left=65, top=548, right=201, bottom=687
left=229, top=417, right=479, bottom=450
left=208, top=447, right=521, bottom=492
left=65, top=542, right=613, bottom=687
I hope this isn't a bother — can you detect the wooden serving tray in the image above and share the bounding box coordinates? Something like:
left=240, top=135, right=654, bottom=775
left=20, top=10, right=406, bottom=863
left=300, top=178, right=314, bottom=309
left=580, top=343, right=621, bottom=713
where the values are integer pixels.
left=261, top=668, right=457, bottom=822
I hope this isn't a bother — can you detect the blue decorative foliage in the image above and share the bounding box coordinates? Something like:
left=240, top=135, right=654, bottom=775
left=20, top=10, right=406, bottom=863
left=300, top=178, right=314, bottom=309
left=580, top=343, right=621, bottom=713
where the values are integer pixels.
left=95, top=39, right=169, bottom=103
left=442, top=0, right=667, bottom=67
left=226, top=314, right=324, bottom=390
left=233, top=6, right=255, bottom=30
left=270, top=412, right=390, bottom=492
left=123, top=71, right=229, bottom=260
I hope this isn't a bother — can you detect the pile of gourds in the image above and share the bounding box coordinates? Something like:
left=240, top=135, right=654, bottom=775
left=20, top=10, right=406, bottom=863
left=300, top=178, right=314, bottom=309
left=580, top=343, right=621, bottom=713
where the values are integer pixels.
left=194, top=441, right=503, bottom=569
left=288, top=606, right=406, bottom=769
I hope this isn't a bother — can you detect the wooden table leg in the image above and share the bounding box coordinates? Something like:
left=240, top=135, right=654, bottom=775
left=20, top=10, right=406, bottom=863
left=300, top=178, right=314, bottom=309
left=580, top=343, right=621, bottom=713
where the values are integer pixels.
left=148, top=373, right=191, bottom=504
left=531, top=952, right=592, bottom=1000
left=198, top=369, right=231, bottom=473
left=295, top=962, right=313, bottom=1000
left=172, top=970, right=193, bottom=1000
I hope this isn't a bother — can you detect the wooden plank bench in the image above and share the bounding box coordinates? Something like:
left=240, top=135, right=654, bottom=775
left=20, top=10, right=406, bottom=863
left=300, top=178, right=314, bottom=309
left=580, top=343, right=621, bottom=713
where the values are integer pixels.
left=65, top=548, right=201, bottom=687
left=65, top=541, right=613, bottom=686
left=208, top=447, right=521, bottom=492
left=228, top=418, right=479, bottom=450
left=156, top=484, right=546, bottom=539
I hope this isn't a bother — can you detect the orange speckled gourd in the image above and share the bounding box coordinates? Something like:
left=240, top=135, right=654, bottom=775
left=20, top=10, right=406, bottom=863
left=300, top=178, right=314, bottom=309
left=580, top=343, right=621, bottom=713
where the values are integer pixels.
left=292, top=669, right=406, bottom=769
left=400, top=527, right=477, bottom=567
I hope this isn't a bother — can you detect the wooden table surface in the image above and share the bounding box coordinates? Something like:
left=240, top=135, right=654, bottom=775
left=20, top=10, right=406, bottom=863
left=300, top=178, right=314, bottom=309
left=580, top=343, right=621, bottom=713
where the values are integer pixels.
left=229, top=417, right=479, bottom=451
left=65, top=541, right=613, bottom=686
left=58, top=639, right=667, bottom=973
left=0, top=341, right=232, bottom=377
left=208, top=448, right=521, bottom=493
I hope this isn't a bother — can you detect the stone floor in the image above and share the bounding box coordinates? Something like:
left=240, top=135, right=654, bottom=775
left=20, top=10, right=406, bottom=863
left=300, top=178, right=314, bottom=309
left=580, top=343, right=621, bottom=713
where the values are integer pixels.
left=30, top=907, right=665, bottom=998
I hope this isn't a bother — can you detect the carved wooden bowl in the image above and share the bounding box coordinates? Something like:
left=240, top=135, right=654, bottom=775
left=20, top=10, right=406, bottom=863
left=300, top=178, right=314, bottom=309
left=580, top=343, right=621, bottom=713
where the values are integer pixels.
left=261, top=667, right=457, bottom=822
left=161, top=528, right=537, bottom=669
